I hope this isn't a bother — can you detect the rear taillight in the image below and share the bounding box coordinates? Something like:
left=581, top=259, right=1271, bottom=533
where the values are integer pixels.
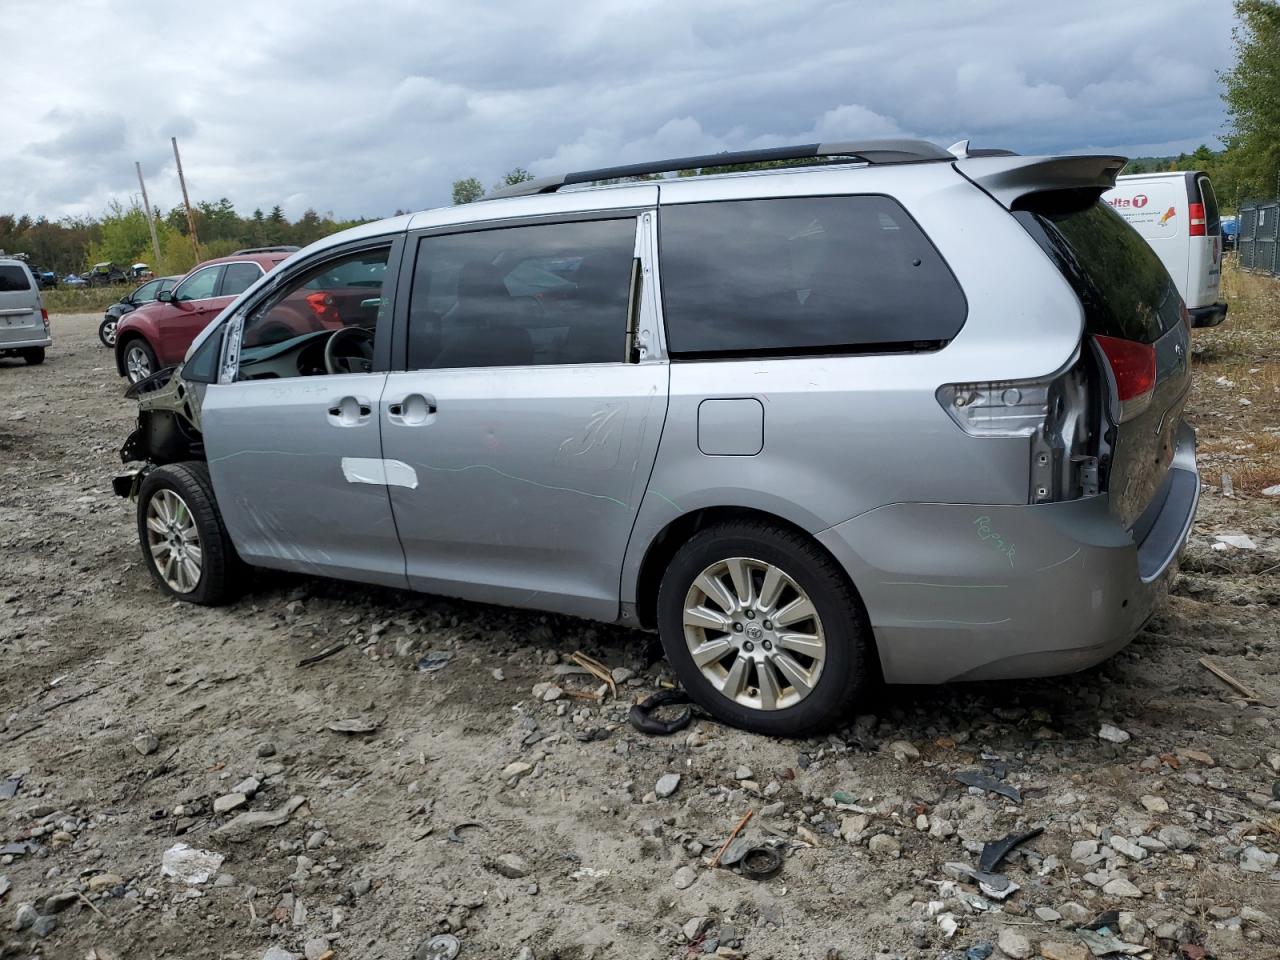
left=1094, top=334, right=1156, bottom=422
left=41, top=308, right=49, bottom=331
left=1189, top=202, right=1206, bottom=237
left=305, top=292, right=340, bottom=325
left=938, top=357, right=1097, bottom=503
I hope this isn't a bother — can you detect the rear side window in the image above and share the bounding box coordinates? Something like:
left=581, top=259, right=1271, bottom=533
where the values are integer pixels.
left=658, top=196, right=966, bottom=358
left=0, top=265, right=33, bottom=292
left=1014, top=195, right=1182, bottom=343
left=220, top=262, right=263, bottom=297
left=1197, top=176, right=1221, bottom=236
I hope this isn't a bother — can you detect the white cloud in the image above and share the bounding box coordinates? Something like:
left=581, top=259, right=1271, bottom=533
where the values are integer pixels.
left=0, top=0, right=1236, bottom=221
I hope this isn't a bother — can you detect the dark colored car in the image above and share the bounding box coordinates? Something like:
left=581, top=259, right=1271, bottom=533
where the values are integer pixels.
left=99, top=275, right=181, bottom=347
left=87, top=262, right=130, bottom=286
left=115, top=248, right=297, bottom=382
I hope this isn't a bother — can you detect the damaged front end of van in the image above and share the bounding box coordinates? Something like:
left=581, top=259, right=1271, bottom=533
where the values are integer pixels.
left=112, top=366, right=208, bottom=499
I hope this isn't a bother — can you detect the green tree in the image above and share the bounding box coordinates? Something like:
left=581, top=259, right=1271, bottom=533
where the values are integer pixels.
left=452, top=177, right=484, bottom=204
left=86, top=200, right=157, bottom=270
left=1221, top=0, right=1280, bottom=201
left=492, top=167, right=534, bottom=192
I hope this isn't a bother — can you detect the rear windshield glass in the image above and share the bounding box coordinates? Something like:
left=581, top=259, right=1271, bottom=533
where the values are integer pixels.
left=1014, top=196, right=1182, bottom=343
left=659, top=196, right=966, bottom=358
left=0, top=265, right=33, bottom=292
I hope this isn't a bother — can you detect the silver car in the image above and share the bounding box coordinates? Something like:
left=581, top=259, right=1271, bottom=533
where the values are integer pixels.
left=0, top=257, right=52, bottom=365
left=116, top=140, right=1200, bottom=735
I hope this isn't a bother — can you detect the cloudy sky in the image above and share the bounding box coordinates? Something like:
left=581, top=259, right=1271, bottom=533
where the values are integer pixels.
left=4, top=0, right=1236, bottom=222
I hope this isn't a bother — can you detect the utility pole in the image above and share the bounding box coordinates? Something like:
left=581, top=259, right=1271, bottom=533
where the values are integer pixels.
left=135, top=161, right=163, bottom=269
left=171, top=137, right=201, bottom=262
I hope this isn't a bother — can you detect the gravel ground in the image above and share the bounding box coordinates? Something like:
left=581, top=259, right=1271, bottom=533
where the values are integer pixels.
left=1, top=310, right=1278, bottom=960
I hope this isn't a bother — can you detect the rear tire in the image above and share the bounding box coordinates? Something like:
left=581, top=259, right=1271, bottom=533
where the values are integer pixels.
left=137, top=462, right=242, bottom=605
left=21, top=347, right=45, bottom=365
left=657, top=520, right=871, bottom=736
left=122, top=338, right=157, bottom=383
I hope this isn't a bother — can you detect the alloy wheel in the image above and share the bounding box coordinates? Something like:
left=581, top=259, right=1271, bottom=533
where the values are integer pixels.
left=126, top=344, right=151, bottom=382
left=682, top=556, right=826, bottom=711
left=145, top=489, right=203, bottom=593
left=102, top=320, right=117, bottom=345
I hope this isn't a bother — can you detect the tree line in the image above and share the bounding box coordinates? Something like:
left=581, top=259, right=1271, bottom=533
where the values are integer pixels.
left=0, top=201, right=369, bottom=278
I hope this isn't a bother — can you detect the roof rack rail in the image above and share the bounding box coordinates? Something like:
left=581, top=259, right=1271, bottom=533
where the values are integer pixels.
left=233, top=245, right=301, bottom=255
left=488, top=138, right=955, bottom=199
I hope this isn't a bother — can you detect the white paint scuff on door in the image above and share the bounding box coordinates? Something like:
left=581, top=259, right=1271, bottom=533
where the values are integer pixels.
left=340, top=457, right=419, bottom=489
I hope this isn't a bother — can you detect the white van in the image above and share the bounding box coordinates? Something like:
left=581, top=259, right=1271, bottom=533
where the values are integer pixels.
left=0, top=257, right=51, bottom=365
left=1102, top=171, right=1227, bottom=327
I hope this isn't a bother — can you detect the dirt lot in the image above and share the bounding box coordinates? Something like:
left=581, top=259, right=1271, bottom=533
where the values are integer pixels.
left=1, top=274, right=1278, bottom=960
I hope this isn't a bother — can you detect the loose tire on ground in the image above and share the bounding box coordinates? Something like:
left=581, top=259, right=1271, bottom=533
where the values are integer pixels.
left=137, top=462, right=242, bottom=605
left=656, top=520, right=871, bottom=736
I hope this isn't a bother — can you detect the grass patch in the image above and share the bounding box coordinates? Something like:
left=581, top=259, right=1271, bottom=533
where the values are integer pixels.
left=41, top=286, right=132, bottom=314
left=1189, top=260, right=1280, bottom=496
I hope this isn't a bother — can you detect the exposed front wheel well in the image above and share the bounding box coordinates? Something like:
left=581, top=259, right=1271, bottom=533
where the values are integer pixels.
left=633, top=506, right=870, bottom=633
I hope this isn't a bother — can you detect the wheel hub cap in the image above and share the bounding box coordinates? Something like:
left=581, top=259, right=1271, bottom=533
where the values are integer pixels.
left=145, top=489, right=202, bottom=593
left=682, top=557, right=826, bottom=711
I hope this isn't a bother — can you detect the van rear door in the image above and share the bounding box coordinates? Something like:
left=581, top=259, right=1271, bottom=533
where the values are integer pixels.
left=1013, top=199, right=1191, bottom=531
left=0, top=262, right=44, bottom=348
left=1186, top=173, right=1222, bottom=311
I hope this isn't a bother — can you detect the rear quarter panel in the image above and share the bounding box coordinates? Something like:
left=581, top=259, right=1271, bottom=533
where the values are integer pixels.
left=621, top=165, right=1084, bottom=605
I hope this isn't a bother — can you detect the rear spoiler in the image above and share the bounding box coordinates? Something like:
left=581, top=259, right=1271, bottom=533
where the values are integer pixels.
left=954, top=154, right=1127, bottom=210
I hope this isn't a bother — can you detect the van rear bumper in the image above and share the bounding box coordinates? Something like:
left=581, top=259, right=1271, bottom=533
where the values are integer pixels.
left=1190, top=301, right=1228, bottom=328
left=817, top=422, right=1199, bottom=684
left=0, top=335, right=52, bottom=351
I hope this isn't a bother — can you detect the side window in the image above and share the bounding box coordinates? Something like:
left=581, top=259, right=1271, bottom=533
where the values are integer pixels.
left=658, top=196, right=967, bottom=357
left=173, top=266, right=222, bottom=302
left=235, top=247, right=390, bottom=380
left=133, top=278, right=161, bottom=301
left=220, top=262, right=263, bottom=298
left=407, top=218, right=637, bottom=370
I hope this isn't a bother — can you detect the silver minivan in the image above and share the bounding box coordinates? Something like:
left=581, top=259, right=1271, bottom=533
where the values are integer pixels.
left=116, top=140, right=1200, bottom=735
left=0, top=258, right=51, bottom=365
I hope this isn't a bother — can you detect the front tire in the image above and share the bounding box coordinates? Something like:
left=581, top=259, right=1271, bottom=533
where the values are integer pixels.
left=656, top=521, right=871, bottom=736
left=20, top=347, right=45, bottom=365
left=99, top=317, right=118, bottom=347
left=122, top=338, right=157, bottom=383
left=137, top=462, right=241, bottom=605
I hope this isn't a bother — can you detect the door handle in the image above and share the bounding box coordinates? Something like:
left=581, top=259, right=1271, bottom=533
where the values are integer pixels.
left=327, top=396, right=373, bottom=427
left=387, top=393, right=437, bottom=426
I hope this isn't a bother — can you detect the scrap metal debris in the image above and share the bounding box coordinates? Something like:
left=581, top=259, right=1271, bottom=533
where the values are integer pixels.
left=707, top=808, right=754, bottom=868
left=0, top=776, right=20, bottom=800
left=415, top=933, right=461, bottom=960
left=297, top=642, right=348, bottom=667
left=326, top=717, right=381, bottom=735
left=737, top=845, right=783, bottom=881
left=953, top=768, right=1022, bottom=803
left=447, top=821, right=485, bottom=844
left=628, top=688, right=694, bottom=735
left=978, top=826, right=1043, bottom=872
left=416, top=650, right=454, bottom=673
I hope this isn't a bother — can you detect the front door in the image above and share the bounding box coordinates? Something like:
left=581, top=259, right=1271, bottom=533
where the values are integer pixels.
left=381, top=210, right=668, bottom=620
left=200, top=240, right=407, bottom=587
left=158, top=264, right=226, bottom=365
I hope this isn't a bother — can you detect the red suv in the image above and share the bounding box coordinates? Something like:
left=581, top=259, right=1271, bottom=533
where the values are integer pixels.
left=114, top=247, right=297, bottom=382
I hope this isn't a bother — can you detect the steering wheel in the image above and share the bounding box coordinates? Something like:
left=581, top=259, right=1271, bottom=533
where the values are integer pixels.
left=324, top=327, right=375, bottom=375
